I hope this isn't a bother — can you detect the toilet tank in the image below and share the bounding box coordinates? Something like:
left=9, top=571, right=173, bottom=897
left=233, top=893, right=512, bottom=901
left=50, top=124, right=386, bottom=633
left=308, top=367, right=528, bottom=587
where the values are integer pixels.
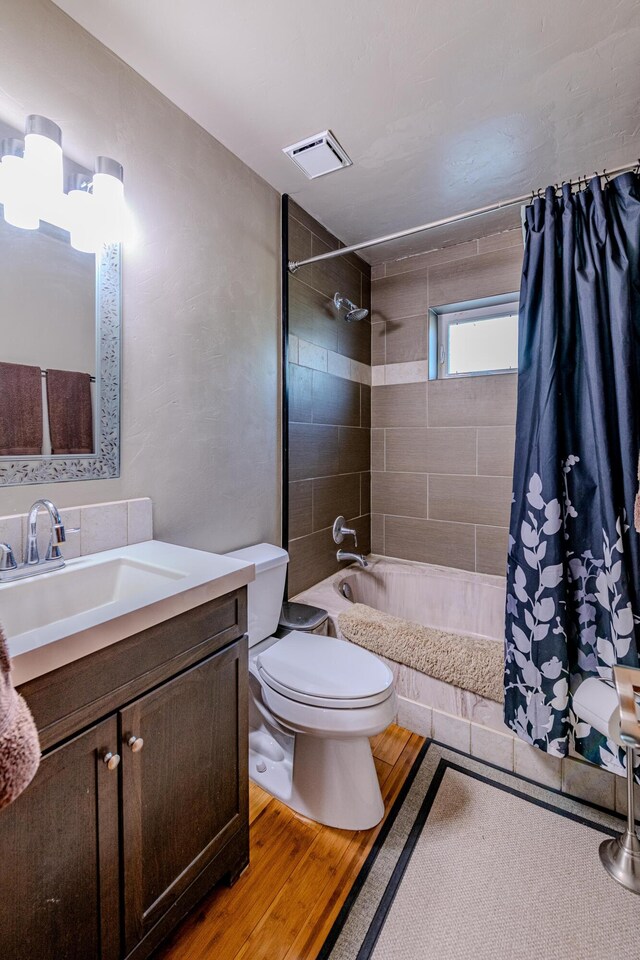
left=225, top=543, right=289, bottom=647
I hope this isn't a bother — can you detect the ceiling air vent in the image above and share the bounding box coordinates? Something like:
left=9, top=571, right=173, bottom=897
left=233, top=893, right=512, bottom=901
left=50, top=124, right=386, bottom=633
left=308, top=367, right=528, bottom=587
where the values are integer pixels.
left=283, top=130, right=352, bottom=179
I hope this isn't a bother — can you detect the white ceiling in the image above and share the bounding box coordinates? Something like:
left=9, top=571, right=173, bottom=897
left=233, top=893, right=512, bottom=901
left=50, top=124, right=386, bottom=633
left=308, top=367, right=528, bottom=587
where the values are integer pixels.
left=53, top=0, right=640, bottom=262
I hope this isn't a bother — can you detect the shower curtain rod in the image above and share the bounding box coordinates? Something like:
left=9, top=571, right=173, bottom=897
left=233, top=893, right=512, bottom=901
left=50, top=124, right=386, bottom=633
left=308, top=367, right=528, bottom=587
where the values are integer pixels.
left=287, top=160, right=639, bottom=273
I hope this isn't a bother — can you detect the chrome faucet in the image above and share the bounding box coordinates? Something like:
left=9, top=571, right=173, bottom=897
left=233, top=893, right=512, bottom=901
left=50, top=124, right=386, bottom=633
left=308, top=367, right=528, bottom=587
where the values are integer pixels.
left=336, top=549, right=368, bottom=569
left=333, top=516, right=358, bottom=547
left=333, top=516, right=368, bottom=568
left=0, top=499, right=67, bottom=582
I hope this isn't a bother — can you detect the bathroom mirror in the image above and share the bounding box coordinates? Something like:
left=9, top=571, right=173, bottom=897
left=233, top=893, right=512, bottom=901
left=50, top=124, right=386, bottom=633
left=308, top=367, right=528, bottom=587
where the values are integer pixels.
left=0, top=147, right=121, bottom=485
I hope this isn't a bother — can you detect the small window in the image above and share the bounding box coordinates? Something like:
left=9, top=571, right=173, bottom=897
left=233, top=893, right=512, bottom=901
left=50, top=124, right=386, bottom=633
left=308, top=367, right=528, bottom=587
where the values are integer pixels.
left=433, top=297, right=519, bottom=379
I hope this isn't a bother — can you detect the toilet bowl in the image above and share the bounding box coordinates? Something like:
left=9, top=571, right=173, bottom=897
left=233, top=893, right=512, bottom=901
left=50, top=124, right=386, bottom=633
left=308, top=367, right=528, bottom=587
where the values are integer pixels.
left=226, top=543, right=396, bottom=830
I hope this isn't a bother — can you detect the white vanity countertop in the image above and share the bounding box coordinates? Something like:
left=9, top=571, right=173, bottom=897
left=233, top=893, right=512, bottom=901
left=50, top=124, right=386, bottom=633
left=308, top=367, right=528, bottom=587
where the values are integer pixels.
left=2, top=540, right=254, bottom=686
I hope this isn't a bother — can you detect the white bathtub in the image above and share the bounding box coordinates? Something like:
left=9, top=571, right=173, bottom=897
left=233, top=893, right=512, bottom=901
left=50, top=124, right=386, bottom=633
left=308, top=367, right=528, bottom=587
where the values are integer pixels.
left=294, top=555, right=509, bottom=736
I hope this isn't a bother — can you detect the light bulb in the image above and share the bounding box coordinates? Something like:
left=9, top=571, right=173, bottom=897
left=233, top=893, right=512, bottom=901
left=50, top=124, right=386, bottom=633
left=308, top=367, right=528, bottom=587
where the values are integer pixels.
left=67, top=181, right=99, bottom=254
left=0, top=140, right=39, bottom=230
left=92, top=157, right=125, bottom=245
left=24, top=115, right=63, bottom=226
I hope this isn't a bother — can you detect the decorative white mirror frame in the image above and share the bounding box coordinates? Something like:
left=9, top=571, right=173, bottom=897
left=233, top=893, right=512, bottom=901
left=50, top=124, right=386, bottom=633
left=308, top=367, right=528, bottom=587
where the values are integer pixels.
left=0, top=241, right=121, bottom=485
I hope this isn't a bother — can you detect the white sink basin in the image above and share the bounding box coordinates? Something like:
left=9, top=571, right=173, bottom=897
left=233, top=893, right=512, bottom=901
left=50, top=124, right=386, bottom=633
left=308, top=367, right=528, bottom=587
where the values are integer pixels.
left=1, top=556, right=185, bottom=638
left=2, top=540, right=255, bottom=686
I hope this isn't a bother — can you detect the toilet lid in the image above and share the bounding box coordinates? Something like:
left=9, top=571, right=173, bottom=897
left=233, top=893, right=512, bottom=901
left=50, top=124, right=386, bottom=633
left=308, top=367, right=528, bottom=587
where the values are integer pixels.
left=256, top=631, right=394, bottom=707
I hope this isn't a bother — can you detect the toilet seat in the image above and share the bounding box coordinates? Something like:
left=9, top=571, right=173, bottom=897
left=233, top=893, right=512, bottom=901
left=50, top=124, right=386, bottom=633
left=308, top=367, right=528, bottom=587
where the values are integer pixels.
left=256, top=631, right=394, bottom=709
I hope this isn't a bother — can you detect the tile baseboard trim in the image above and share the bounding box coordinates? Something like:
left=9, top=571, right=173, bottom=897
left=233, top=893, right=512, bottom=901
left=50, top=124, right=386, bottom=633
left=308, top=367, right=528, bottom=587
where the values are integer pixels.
left=372, top=361, right=429, bottom=385
left=398, top=697, right=623, bottom=814
left=290, top=335, right=371, bottom=386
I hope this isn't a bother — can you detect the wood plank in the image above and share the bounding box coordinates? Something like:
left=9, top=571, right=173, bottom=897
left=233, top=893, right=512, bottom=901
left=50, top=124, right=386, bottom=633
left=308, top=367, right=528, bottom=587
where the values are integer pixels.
left=233, top=825, right=357, bottom=960
left=249, top=782, right=273, bottom=825
left=284, top=732, right=424, bottom=960
left=156, top=802, right=319, bottom=960
left=160, top=725, right=425, bottom=960
left=370, top=722, right=412, bottom=766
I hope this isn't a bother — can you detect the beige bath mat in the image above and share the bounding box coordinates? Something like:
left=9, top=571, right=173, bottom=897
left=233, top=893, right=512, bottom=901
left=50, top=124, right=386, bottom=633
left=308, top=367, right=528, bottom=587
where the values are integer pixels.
left=338, top=603, right=503, bottom=702
left=319, top=743, right=637, bottom=960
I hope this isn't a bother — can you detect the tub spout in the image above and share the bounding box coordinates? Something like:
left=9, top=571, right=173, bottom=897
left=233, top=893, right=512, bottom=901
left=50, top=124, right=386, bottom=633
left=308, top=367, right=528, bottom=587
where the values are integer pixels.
left=336, top=549, right=368, bottom=569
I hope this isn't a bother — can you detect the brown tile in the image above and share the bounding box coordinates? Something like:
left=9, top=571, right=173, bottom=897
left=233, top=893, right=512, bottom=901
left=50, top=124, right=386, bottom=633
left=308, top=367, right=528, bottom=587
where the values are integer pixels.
left=289, top=481, right=312, bottom=539
left=287, top=214, right=312, bottom=264
left=429, top=475, right=512, bottom=527
left=288, top=513, right=371, bottom=596
left=371, top=270, right=428, bottom=322
left=313, top=473, right=360, bottom=532
left=289, top=423, right=339, bottom=481
left=371, top=514, right=384, bottom=553
left=339, top=426, right=370, bottom=474
left=371, top=383, right=427, bottom=428
left=477, top=230, right=524, bottom=254
left=384, top=516, right=475, bottom=570
left=288, top=201, right=339, bottom=251
left=288, top=528, right=340, bottom=597
left=310, top=236, right=361, bottom=305
left=383, top=240, right=479, bottom=277
left=476, top=525, right=510, bottom=576
left=428, top=245, right=522, bottom=307
left=477, top=426, right=516, bottom=477
left=337, top=313, right=371, bottom=364
left=385, top=427, right=476, bottom=474
left=352, top=513, right=371, bottom=556
left=428, top=374, right=517, bottom=427
left=312, top=369, right=360, bottom=426
left=371, top=322, right=386, bottom=365
left=288, top=362, right=313, bottom=423
left=385, top=315, right=428, bottom=364
left=288, top=277, right=338, bottom=351
left=371, top=429, right=385, bottom=471
left=372, top=472, right=428, bottom=518
left=360, top=385, right=371, bottom=428
left=360, top=472, right=371, bottom=516
left=360, top=270, right=371, bottom=311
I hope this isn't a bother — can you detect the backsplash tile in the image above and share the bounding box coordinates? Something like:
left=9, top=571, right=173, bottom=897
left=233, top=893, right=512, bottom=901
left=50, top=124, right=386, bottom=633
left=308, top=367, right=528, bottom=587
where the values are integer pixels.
left=127, top=498, right=154, bottom=545
left=0, top=498, right=153, bottom=564
left=77, top=501, right=129, bottom=555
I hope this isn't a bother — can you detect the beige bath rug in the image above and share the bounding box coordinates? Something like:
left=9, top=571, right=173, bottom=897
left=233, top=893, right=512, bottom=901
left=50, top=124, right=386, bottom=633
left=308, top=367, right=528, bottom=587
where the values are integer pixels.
left=338, top=603, right=503, bottom=702
left=318, top=742, right=637, bottom=960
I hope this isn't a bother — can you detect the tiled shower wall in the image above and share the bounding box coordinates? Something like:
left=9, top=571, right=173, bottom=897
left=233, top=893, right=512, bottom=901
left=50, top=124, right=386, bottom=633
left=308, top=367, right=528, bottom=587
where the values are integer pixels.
left=287, top=200, right=371, bottom=597
left=370, top=229, right=524, bottom=575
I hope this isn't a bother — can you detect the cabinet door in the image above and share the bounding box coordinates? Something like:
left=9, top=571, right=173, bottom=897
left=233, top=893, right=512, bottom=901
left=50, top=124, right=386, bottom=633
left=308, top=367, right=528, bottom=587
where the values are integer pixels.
left=121, top=640, right=247, bottom=953
left=0, top=716, right=120, bottom=960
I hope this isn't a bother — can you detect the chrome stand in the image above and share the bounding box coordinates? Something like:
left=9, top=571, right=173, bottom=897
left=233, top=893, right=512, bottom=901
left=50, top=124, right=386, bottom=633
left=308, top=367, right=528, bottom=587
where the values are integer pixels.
left=599, top=746, right=640, bottom=894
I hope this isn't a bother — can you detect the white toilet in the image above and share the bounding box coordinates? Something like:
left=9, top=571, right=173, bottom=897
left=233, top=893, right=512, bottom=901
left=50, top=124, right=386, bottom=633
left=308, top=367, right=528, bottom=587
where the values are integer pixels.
left=226, top=543, right=396, bottom=830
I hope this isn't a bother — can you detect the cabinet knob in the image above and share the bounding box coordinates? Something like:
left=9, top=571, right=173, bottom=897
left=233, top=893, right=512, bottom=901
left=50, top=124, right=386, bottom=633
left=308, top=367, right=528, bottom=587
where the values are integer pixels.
left=103, top=751, right=120, bottom=771
left=127, top=735, right=144, bottom=753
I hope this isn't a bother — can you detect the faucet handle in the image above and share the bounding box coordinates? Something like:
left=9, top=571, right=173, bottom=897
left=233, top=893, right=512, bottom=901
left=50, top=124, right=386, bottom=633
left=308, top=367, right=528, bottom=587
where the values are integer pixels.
left=0, top=543, right=17, bottom=571
left=332, top=516, right=358, bottom=547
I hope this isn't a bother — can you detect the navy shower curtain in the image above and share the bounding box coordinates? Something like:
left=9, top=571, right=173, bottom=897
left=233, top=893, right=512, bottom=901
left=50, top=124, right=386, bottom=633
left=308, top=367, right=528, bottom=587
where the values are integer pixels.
left=504, top=173, right=640, bottom=776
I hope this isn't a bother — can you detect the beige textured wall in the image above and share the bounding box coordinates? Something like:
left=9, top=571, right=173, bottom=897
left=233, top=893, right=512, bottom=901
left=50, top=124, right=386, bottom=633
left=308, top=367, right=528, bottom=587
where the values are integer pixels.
left=0, top=0, right=281, bottom=553
left=370, top=230, right=524, bottom=576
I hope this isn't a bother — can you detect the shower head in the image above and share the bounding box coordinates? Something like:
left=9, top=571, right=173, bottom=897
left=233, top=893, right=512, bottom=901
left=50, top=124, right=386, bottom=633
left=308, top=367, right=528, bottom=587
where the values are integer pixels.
left=333, top=292, right=369, bottom=322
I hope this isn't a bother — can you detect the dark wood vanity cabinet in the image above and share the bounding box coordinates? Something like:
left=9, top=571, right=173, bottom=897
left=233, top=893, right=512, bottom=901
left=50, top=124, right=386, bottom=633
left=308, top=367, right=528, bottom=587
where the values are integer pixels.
left=0, top=588, right=249, bottom=960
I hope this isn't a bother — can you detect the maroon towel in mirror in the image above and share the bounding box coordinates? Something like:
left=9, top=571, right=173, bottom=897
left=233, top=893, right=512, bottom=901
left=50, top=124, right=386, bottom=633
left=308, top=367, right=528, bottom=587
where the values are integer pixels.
left=46, top=368, right=93, bottom=455
left=0, top=361, right=43, bottom=456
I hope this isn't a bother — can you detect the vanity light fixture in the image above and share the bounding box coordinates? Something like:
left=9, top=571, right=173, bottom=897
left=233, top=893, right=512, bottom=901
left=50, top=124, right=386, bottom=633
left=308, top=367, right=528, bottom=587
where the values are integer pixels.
left=0, top=138, right=39, bottom=230
left=0, top=114, right=125, bottom=251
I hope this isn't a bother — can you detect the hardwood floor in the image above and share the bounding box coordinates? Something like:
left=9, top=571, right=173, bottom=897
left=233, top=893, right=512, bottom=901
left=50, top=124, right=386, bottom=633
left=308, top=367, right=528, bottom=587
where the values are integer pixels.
left=156, top=724, right=424, bottom=960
